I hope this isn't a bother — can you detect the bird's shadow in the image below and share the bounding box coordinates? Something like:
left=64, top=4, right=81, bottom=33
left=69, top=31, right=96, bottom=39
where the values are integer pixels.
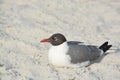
left=90, top=48, right=120, bottom=66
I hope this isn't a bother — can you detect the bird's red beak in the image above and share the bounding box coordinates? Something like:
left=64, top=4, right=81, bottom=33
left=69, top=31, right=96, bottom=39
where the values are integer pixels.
left=40, top=39, right=50, bottom=42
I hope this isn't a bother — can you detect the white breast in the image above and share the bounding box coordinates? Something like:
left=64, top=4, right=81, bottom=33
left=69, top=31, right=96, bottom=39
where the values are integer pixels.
left=48, top=42, right=71, bottom=67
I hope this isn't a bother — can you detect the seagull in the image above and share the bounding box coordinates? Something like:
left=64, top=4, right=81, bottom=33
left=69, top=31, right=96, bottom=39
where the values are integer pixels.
left=40, top=33, right=112, bottom=68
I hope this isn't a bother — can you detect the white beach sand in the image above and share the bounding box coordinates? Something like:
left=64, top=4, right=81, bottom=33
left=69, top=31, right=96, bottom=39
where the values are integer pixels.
left=0, top=0, right=120, bottom=80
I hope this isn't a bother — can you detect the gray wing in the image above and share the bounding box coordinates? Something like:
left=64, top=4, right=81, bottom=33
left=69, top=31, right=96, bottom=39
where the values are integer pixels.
left=67, top=43, right=102, bottom=64
left=68, top=41, right=83, bottom=45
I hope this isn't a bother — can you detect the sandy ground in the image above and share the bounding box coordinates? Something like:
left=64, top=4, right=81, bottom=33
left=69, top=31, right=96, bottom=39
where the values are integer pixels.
left=0, top=0, right=120, bottom=80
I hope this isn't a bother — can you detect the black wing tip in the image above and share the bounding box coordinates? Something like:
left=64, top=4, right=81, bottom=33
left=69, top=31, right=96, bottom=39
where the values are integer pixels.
left=99, top=41, right=112, bottom=52
left=104, top=41, right=108, bottom=45
left=108, top=45, right=112, bottom=49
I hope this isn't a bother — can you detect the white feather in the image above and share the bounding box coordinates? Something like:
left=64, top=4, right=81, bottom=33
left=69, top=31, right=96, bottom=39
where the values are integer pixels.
left=48, top=42, right=71, bottom=67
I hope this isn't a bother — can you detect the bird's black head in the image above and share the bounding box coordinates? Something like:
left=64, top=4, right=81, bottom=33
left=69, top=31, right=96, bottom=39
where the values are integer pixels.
left=40, top=33, right=67, bottom=46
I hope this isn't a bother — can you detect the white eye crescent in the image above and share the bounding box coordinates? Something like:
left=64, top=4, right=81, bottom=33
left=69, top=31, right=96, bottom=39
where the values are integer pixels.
left=54, top=37, right=58, bottom=41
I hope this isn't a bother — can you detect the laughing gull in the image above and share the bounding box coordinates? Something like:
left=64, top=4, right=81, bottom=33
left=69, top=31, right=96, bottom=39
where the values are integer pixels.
left=40, top=33, right=112, bottom=68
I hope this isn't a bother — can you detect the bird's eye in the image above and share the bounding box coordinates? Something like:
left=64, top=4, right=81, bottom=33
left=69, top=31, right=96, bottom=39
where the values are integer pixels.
left=54, top=37, right=58, bottom=41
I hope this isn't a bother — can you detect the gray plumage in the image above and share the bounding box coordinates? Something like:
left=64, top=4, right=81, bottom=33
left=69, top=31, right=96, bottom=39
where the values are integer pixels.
left=67, top=42, right=102, bottom=64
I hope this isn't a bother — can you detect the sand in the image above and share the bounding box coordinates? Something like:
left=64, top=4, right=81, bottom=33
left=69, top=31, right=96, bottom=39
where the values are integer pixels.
left=0, top=0, right=120, bottom=80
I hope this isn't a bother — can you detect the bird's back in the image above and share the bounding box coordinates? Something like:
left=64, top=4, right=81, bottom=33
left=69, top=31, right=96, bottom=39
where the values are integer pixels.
left=67, top=42, right=102, bottom=64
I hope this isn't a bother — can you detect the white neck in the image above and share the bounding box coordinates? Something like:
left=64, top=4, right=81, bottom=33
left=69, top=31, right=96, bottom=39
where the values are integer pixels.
left=51, top=42, right=68, bottom=51
left=48, top=42, right=71, bottom=66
